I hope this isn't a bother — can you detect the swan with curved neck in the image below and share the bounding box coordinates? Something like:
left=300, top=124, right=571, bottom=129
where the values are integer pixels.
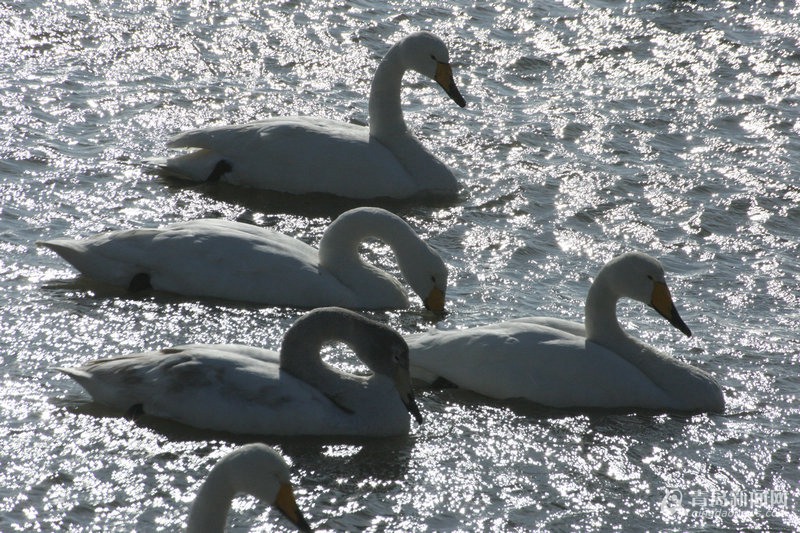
left=38, top=207, right=447, bottom=312
left=59, top=307, right=423, bottom=436
left=408, top=252, right=725, bottom=412
left=156, top=31, right=466, bottom=200
left=187, top=444, right=311, bottom=533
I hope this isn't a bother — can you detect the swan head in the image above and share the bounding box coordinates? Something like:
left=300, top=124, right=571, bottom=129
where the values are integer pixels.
left=400, top=31, right=466, bottom=108
left=285, top=308, right=424, bottom=425
left=348, top=314, right=424, bottom=425
left=604, top=252, right=692, bottom=337
left=389, top=341, right=425, bottom=425
left=197, top=444, right=312, bottom=532
left=402, top=245, right=448, bottom=315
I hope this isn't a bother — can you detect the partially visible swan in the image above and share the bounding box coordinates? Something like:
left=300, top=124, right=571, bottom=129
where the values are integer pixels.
left=153, top=31, right=466, bottom=200
left=38, top=207, right=447, bottom=312
left=59, top=307, right=423, bottom=436
left=187, top=443, right=311, bottom=533
left=407, top=252, right=725, bottom=412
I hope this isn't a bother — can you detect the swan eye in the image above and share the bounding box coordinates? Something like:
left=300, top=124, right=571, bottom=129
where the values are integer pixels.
left=430, top=54, right=437, bottom=61
left=430, top=276, right=436, bottom=283
left=647, top=275, right=654, bottom=281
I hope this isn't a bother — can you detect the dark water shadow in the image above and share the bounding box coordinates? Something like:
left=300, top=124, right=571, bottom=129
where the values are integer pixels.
left=54, top=394, right=414, bottom=481
left=156, top=173, right=464, bottom=219
left=39, top=276, right=447, bottom=330
left=40, top=276, right=297, bottom=311
left=421, top=383, right=722, bottom=423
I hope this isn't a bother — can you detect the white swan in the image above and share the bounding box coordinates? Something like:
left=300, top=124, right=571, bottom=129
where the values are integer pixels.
left=407, top=252, right=725, bottom=412
left=38, top=207, right=447, bottom=312
left=187, top=443, right=311, bottom=533
left=59, top=307, right=423, bottom=437
left=154, top=31, right=466, bottom=200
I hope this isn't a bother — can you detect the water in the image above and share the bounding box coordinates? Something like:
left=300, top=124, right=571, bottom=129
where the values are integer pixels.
left=2, top=0, right=799, bottom=530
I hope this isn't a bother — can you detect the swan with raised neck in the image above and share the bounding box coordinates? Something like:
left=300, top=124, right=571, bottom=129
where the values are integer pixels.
left=407, top=252, right=725, bottom=413
left=365, top=31, right=466, bottom=195
left=583, top=252, right=723, bottom=411
left=157, top=31, right=466, bottom=200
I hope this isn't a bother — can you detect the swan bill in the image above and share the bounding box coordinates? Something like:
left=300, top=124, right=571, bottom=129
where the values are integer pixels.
left=434, top=62, right=466, bottom=108
left=405, top=393, right=424, bottom=425
left=424, top=286, right=446, bottom=314
left=394, top=368, right=424, bottom=425
left=650, top=281, right=692, bottom=337
left=275, top=483, right=313, bottom=533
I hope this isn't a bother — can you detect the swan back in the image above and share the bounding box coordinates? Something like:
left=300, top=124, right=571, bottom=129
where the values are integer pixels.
left=187, top=443, right=311, bottom=533
left=280, top=307, right=423, bottom=424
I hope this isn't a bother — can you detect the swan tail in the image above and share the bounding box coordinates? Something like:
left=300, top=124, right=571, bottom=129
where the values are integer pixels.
left=57, top=366, right=110, bottom=402
left=38, top=239, right=142, bottom=287
left=57, top=365, right=140, bottom=412
left=38, top=239, right=93, bottom=270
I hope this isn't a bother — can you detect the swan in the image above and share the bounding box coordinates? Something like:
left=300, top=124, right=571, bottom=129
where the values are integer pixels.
left=59, top=307, right=423, bottom=436
left=187, top=443, right=311, bottom=533
left=407, top=252, right=725, bottom=412
left=153, top=31, right=466, bottom=200
left=38, top=207, right=448, bottom=312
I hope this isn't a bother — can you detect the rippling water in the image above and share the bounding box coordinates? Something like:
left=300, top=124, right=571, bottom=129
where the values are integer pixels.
left=2, top=0, right=799, bottom=530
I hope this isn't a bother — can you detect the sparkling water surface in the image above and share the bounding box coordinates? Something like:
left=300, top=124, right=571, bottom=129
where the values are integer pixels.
left=2, top=0, right=799, bottom=530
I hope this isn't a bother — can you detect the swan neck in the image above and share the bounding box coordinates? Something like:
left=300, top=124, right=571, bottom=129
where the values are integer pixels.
left=279, top=311, right=372, bottom=388
left=584, top=276, right=626, bottom=345
left=318, top=210, right=416, bottom=288
left=369, top=44, right=407, bottom=139
left=584, top=272, right=724, bottom=411
left=186, top=470, right=234, bottom=533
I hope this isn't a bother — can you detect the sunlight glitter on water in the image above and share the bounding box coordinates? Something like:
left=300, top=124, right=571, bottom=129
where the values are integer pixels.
left=2, top=0, right=800, bottom=530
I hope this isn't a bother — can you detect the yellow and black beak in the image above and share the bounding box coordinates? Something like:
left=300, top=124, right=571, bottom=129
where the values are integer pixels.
left=423, top=286, right=446, bottom=314
left=650, top=281, right=692, bottom=337
left=434, top=62, right=466, bottom=108
left=275, top=483, right=313, bottom=532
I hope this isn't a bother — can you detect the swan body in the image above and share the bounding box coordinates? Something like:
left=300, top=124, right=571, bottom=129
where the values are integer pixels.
left=155, top=31, right=466, bottom=200
left=38, top=207, right=448, bottom=312
left=408, top=253, right=725, bottom=413
left=60, top=307, right=423, bottom=437
left=187, top=443, right=311, bottom=533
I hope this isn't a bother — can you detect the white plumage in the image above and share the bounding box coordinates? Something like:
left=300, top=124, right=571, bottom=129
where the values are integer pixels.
left=408, top=253, right=725, bottom=412
left=186, top=443, right=311, bottom=533
left=155, top=32, right=466, bottom=200
left=39, top=207, right=447, bottom=311
left=59, top=307, right=423, bottom=437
